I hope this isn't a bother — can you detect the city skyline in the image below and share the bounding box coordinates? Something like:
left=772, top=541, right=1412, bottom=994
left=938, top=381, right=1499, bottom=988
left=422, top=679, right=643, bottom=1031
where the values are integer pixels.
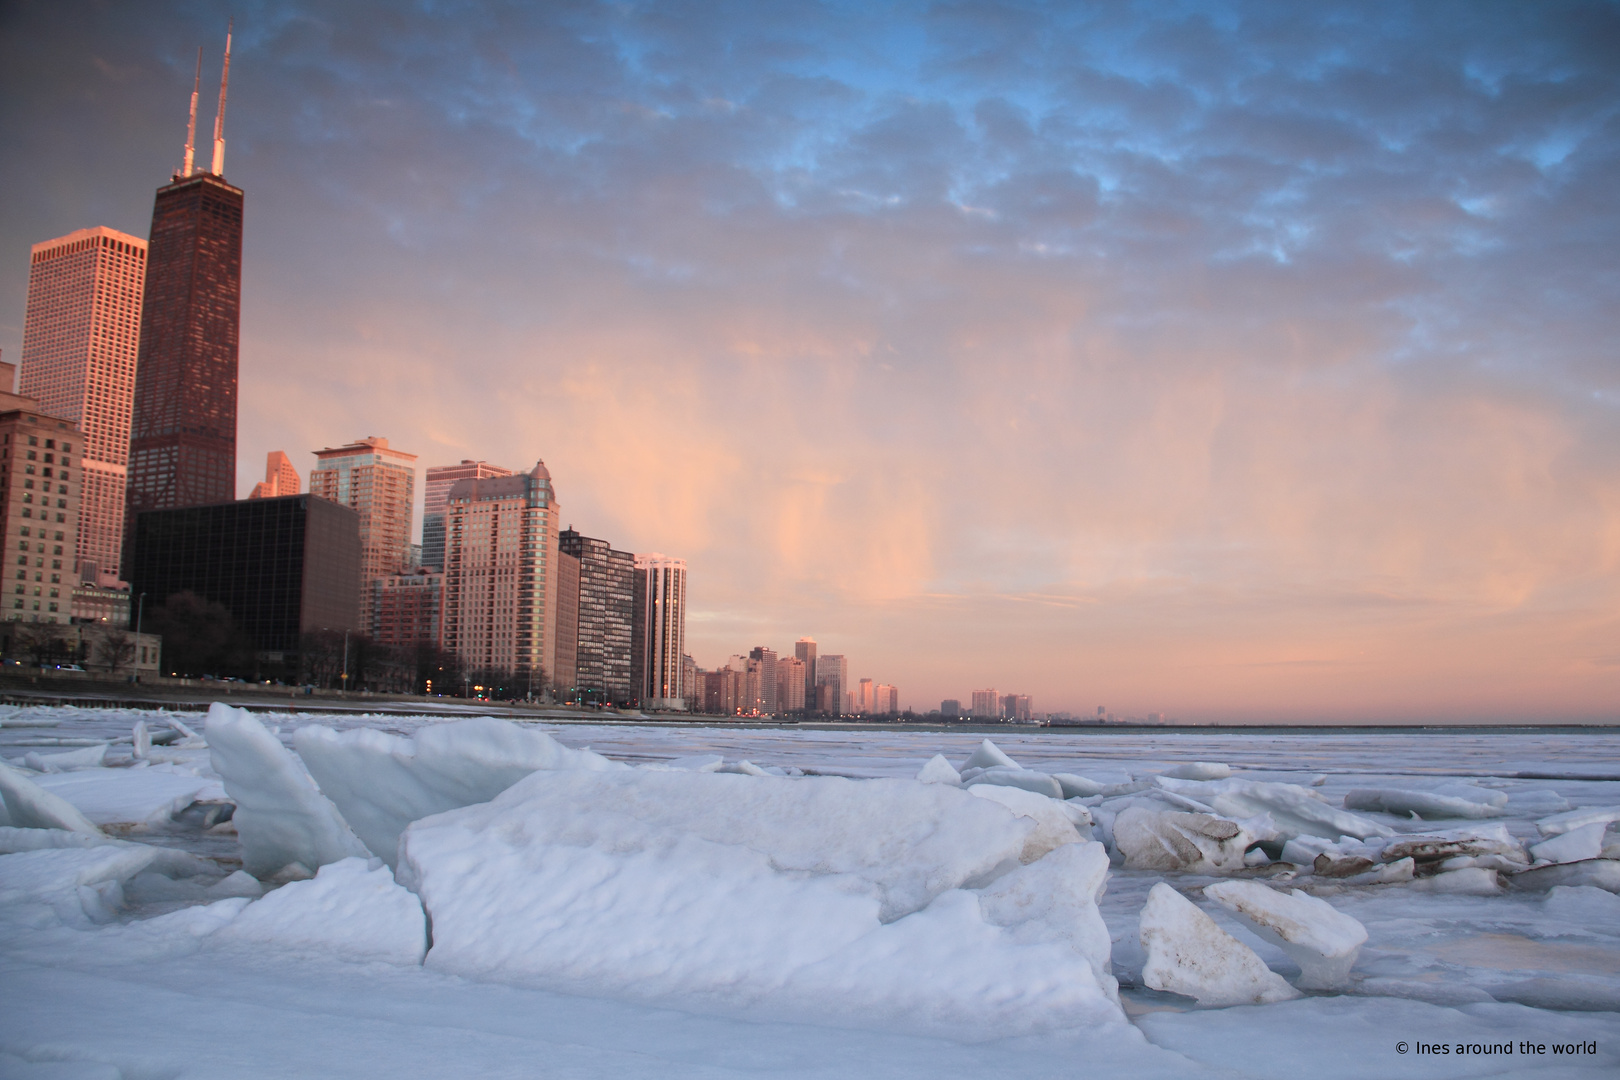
left=1, top=3, right=1616, bottom=720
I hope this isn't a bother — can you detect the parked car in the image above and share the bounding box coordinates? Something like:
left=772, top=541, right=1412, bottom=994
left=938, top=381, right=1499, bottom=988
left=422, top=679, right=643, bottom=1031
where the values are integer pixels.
left=52, top=664, right=86, bottom=672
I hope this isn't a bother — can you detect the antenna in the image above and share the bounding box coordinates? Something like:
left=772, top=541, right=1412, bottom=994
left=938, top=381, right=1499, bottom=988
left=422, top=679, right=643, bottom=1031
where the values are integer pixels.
left=210, top=19, right=233, bottom=177
left=182, top=47, right=201, bottom=178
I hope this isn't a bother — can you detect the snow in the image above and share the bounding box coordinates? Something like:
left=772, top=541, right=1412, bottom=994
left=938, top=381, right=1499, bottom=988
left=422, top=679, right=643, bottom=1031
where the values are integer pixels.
left=1138, top=882, right=1301, bottom=1006
left=214, top=857, right=426, bottom=965
left=1203, top=881, right=1367, bottom=989
left=293, top=716, right=621, bottom=865
left=1537, top=805, right=1620, bottom=836
left=398, top=767, right=1119, bottom=1037
left=0, top=761, right=102, bottom=834
left=963, top=782, right=1086, bottom=859
left=1159, top=762, right=1231, bottom=781
left=3, top=705, right=1619, bottom=1076
left=20, top=743, right=107, bottom=771
left=33, top=767, right=221, bottom=826
left=205, top=703, right=370, bottom=877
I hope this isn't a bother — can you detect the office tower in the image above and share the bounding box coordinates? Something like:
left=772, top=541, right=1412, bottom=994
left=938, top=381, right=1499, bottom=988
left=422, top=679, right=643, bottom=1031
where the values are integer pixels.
left=421, top=460, right=512, bottom=572
left=816, top=653, right=846, bottom=717
left=128, top=494, right=361, bottom=655
left=557, top=528, right=635, bottom=705
left=632, top=553, right=687, bottom=709
left=553, top=544, right=579, bottom=698
left=682, top=654, right=698, bottom=711
left=249, top=451, right=299, bottom=499
left=856, top=677, right=874, bottom=715
left=971, top=689, right=1000, bottom=719
left=20, top=227, right=146, bottom=585
left=310, top=436, right=417, bottom=627
left=749, top=646, right=778, bottom=713
left=940, top=698, right=962, bottom=719
left=1001, top=693, right=1032, bottom=722
left=0, top=376, right=88, bottom=624
left=794, top=637, right=817, bottom=715
left=776, top=655, right=805, bottom=713
left=442, top=462, right=560, bottom=693
left=371, top=568, right=444, bottom=649
left=876, top=684, right=898, bottom=717
left=128, top=31, right=243, bottom=523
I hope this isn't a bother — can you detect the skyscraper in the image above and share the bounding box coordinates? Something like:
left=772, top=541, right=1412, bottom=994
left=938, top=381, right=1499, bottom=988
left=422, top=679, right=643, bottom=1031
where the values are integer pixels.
left=558, top=528, right=635, bottom=705
left=20, top=227, right=146, bottom=586
left=749, top=646, right=778, bottom=714
left=128, top=30, right=243, bottom=523
left=776, top=655, right=806, bottom=713
left=795, top=637, right=817, bottom=716
left=310, top=437, right=417, bottom=626
left=816, top=654, right=846, bottom=717
left=421, top=459, right=512, bottom=572
left=442, top=462, right=560, bottom=693
left=248, top=451, right=299, bottom=499
left=971, top=689, right=1000, bottom=719
left=632, top=552, right=686, bottom=709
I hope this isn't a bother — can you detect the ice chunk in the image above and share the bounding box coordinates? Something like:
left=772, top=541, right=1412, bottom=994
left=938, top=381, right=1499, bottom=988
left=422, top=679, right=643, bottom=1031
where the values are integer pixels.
left=214, top=857, right=426, bottom=965
left=132, top=720, right=150, bottom=760
left=1342, top=788, right=1504, bottom=819
left=205, top=703, right=369, bottom=877
left=1112, top=807, right=1248, bottom=873
left=1052, top=773, right=1104, bottom=798
left=1536, top=805, right=1620, bottom=837
left=964, top=783, right=1082, bottom=862
left=1153, top=776, right=1392, bottom=841
left=0, top=761, right=102, bottom=835
left=960, top=738, right=1019, bottom=772
left=1410, top=867, right=1503, bottom=895
left=717, top=760, right=768, bottom=776
left=0, top=844, right=163, bottom=925
left=34, top=768, right=217, bottom=826
left=1508, top=858, right=1620, bottom=894
left=1380, top=823, right=1528, bottom=869
left=963, top=766, right=1063, bottom=799
left=293, top=716, right=622, bottom=866
left=1137, top=882, right=1300, bottom=1006
left=666, top=754, right=724, bottom=772
left=1529, top=821, right=1608, bottom=865
left=1160, top=762, right=1231, bottom=781
left=398, top=768, right=1120, bottom=1037
left=22, top=743, right=108, bottom=772
left=1203, top=881, right=1367, bottom=989
left=916, top=754, right=961, bottom=785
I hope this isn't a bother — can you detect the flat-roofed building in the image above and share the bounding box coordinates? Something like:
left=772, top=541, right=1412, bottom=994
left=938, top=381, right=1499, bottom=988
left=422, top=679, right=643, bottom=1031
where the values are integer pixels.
left=442, top=461, right=560, bottom=696
left=20, top=227, right=146, bottom=586
left=632, top=552, right=686, bottom=709
left=371, top=567, right=443, bottom=649
left=0, top=375, right=87, bottom=625
left=310, top=436, right=417, bottom=628
left=421, top=459, right=512, bottom=572
left=557, top=528, right=634, bottom=706
left=815, top=654, right=846, bottom=717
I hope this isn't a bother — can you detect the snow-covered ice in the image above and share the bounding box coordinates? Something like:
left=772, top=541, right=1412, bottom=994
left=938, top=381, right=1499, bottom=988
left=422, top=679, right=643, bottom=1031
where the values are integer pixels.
left=1203, top=880, right=1367, bottom=989
left=2, top=705, right=1618, bottom=1077
left=1138, top=882, right=1301, bottom=1006
left=0, top=761, right=102, bottom=834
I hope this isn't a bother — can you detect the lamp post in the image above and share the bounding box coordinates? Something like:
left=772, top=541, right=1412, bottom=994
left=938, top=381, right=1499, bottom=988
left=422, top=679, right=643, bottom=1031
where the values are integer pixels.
left=132, top=592, right=145, bottom=684
left=340, top=628, right=350, bottom=694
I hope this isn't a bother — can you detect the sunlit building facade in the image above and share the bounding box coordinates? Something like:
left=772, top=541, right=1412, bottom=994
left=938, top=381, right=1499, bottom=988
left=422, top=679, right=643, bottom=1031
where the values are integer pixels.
left=632, top=552, right=686, bottom=709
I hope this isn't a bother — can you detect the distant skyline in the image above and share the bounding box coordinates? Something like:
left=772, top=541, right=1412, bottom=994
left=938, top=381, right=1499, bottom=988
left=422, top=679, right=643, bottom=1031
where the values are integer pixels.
left=2, top=1, right=1616, bottom=720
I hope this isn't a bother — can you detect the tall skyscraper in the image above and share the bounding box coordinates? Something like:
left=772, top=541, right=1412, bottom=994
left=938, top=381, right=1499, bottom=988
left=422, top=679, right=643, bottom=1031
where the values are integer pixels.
left=857, top=677, right=874, bottom=715
left=0, top=371, right=88, bottom=624
left=442, top=461, right=560, bottom=693
left=20, top=227, right=147, bottom=586
left=128, top=32, right=243, bottom=528
left=558, top=528, right=635, bottom=705
left=971, top=689, right=1000, bottom=719
left=421, top=460, right=513, bottom=572
left=632, top=552, right=686, bottom=709
left=776, top=655, right=806, bottom=713
left=749, top=646, right=778, bottom=714
left=310, top=436, right=417, bottom=628
left=795, top=637, right=817, bottom=715
left=816, top=653, right=846, bottom=717
left=876, top=684, right=898, bottom=717
left=248, top=451, right=299, bottom=499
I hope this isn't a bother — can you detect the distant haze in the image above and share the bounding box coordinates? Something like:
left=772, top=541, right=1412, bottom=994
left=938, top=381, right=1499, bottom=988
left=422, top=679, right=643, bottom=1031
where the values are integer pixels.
left=1, top=1, right=1616, bottom=721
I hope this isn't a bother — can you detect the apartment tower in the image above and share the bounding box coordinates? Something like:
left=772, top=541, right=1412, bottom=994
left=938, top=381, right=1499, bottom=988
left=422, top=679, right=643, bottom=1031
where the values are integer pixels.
left=19, top=228, right=146, bottom=585
left=310, top=436, right=417, bottom=627
left=442, top=462, right=560, bottom=694
left=557, top=528, right=635, bottom=705
left=128, top=31, right=243, bottom=526
left=632, top=552, right=687, bottom=709
left=421, top=459, right=513, bottom=572
left=795, top=637, right=817, bottom=715
left=248, top=451, right=299, bottom=499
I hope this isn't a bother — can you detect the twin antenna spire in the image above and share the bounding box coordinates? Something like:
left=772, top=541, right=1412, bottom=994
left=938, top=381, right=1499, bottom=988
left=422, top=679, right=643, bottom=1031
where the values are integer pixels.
left=180, top=20, right=232, bottom=180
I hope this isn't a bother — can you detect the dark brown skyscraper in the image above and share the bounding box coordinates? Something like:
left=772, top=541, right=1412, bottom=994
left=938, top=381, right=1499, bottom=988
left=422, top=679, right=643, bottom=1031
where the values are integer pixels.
left=128, top=30, right=242, bottom=521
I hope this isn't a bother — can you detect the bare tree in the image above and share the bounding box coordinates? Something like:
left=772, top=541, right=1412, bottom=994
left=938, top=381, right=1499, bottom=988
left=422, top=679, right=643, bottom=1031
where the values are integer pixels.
left=92, top=627, right=137, bottom=675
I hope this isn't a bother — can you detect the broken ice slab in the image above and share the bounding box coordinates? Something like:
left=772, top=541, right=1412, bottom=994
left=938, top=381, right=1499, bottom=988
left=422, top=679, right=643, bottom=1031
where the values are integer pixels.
left=1138, top=882, right=1300, bottom=1007
left=1203, top=880, right=1367, bottom=990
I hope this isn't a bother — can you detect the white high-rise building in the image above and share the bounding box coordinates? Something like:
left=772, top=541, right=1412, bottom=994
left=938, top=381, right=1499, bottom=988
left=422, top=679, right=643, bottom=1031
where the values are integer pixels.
left=633, top=552, right=686, bottom=709
left=20, top=227, right=147, bottom=585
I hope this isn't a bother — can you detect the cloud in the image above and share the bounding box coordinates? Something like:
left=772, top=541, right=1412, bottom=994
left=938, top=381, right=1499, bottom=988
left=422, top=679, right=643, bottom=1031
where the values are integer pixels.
left=1, top=0, right=1616, bottom=718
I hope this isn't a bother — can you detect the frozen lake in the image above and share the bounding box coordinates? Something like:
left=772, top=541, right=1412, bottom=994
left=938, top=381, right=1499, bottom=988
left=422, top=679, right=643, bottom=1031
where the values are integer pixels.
left=2, top=704, right=1617, bottom=1078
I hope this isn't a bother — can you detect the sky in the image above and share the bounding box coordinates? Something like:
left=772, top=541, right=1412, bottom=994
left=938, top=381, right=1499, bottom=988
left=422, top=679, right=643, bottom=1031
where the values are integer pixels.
left=1, top=0, right=1617, bottom=721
